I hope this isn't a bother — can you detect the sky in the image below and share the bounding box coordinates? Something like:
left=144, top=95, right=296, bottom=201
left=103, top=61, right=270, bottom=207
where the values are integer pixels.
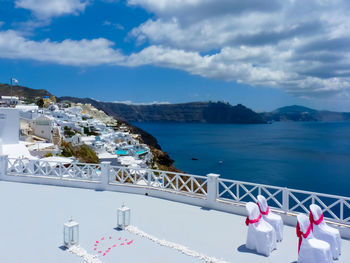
left=0, top=0, right=350, bottom=111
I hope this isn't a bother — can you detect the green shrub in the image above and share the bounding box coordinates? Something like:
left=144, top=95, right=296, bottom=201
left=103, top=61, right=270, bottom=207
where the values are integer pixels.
left=83, top=126, right=99, bottom=136
left=60, top=140, right=99, bottom=163
left=44, top=152, right=53, bottom=157
left=64, top=126, right=75, bottom=138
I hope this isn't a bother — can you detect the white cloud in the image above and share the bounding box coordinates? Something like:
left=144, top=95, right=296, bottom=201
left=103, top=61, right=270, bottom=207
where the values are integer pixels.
left=0, top=29, right=349, bottom=98
left=103, top=20, right=124, bottom=30
left=0, top=30, right=125, bottom=66
left=126, top=0, right=350, bottom=97
left=3, top=0, right=350, bottom=98
left=15, top=0, right=88, bottom=18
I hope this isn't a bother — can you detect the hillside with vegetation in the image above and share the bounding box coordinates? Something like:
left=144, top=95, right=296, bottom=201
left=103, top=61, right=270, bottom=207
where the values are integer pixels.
left=0, top=83, right=52, bottom=99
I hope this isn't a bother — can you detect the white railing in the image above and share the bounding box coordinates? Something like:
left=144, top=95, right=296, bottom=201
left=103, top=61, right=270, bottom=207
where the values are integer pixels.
left=1, top=156, right=350, bottom=228
left=6, top=158, right=101, bottom=181
left=109, top=165, right=208, bottom=197
left=217, top=178, right=350, bottom=225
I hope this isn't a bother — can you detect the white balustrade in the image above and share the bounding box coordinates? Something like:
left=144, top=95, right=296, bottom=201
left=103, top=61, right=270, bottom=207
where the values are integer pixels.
left=1, top=156, right=350, bottom=228
left=6, top=157, right=101, bottom=182
left=217, top=178, right=350, bottom=226
left=109, top=165, right=208, bottom=197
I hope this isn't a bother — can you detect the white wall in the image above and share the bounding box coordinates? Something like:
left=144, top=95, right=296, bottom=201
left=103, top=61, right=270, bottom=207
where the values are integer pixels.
left=34, top=116, right=52, bottom=142
left=0, top=108, right=19, bottom=144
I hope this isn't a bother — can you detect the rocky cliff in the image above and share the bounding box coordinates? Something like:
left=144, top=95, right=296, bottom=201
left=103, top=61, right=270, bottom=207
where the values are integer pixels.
left=58, top=97, right=267, bottom=124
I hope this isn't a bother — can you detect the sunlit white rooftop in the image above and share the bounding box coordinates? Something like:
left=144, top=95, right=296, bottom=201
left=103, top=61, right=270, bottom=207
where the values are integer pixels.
left=1, top=181, right=349, bottom=263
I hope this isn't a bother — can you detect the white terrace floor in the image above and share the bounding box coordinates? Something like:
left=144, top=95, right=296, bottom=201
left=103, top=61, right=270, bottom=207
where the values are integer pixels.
left=0, top=181, right=349, bottom=263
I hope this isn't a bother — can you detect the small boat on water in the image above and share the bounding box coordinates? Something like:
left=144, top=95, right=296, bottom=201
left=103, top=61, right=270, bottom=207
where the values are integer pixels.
left=191, top=157, right=199, bottom=161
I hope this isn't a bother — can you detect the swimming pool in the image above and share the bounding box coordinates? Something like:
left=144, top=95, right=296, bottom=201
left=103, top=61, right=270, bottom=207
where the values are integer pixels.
left=115, top=150, right=128, bottom=155
left=136, top=150, right=147, bottom=155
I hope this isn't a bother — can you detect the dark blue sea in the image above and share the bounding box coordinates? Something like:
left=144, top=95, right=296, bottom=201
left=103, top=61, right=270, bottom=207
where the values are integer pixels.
left=134, top=122, right=350, bottom=197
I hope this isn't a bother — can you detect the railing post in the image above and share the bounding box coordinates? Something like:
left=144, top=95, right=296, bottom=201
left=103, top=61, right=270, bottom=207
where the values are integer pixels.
left=0, top=155, right=8, bottom=179
left=282, top=187, right=289, bottom=213
left=28, top=159, right=36, bottom=175
left=147, top=170, right=152, bottom=186
left=207, top=173, right=220, bottom=209
left=98, top=162, right=111, bottom=191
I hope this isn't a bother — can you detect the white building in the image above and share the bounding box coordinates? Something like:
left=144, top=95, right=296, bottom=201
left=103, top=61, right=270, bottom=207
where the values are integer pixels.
left=0, top=108, right=36, bottom=159
left=34, top=115, right=53, bottom=142
left=0, top=108, right=19, bottom=144
left=16, top=105, right=39, bottom=120
left=0, top=96, right=19, bottom=106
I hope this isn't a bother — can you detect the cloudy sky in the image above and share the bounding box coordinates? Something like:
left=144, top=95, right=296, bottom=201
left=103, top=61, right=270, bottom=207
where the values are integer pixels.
left=0, top=0, right=350, bottom=111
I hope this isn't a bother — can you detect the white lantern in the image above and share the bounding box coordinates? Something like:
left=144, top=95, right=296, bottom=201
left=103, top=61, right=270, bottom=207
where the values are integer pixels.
left=117, top=204, right=131, bottom=230
left=63, top=218, right=79, bottom=248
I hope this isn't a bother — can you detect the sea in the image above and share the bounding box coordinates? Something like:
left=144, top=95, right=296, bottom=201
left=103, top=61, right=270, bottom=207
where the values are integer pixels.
left=134, top=121, right=350, bottom=197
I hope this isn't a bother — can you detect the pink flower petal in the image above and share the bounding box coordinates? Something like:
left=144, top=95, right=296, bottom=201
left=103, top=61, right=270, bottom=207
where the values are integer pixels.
left=121, top=243, right=124, bottom=245
left=118, top=237, right=121, bottom=240
left=98, top=251, right=102, bottom=253
left=113, top=244, right=117, bottom=247
left=101, top=237, right=104, bottom=240
left=127, top=240, right=133, bottom=245
left=96, top=241, right=99, bottom=243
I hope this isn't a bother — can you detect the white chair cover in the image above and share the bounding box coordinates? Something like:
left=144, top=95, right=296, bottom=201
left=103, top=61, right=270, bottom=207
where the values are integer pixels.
left=297, top=214, right=333, bottom=263
left=310, top=204, right=341, bottom=259
left=257, top=195, right=284, bottom=242
left=245, top=202, right=276, bottom=256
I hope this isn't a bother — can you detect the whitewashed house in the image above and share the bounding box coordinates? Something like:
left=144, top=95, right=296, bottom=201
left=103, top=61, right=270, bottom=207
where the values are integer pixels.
left=16, top=105, right=39, bottom=120
left=67, top=134, right=82, bottom=146
left=0, top=108, right=36, bottom=159
left=0, top=108, right=20, bottom=144
left=0, top=96, right=19, bottom=106
left=34, top=115, right=53, bottom=142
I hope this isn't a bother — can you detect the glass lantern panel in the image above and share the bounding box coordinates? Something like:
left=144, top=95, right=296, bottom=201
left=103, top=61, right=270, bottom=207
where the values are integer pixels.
left=125, top=210, right=130, bottom=226
left=117, top=210, right=124, bottom=226
left=69, top=228, right=73, bottom=243
left=64, top=227, right=70, bottom=244
left=72, top=226, right=79, bottom=243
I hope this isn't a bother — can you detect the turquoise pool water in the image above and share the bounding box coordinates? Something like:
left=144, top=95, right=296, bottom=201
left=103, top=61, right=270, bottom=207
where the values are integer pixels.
left=115, top=150, right=128, bottom=155
left=136, top=150, right=147, bottom=155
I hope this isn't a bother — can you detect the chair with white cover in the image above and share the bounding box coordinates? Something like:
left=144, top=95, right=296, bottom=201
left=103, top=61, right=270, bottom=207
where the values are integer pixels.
left=257, top=195, right=284, bottom=242
left=296, top=214, right=333, bottom=263
left=245, top=202, right=276, bottom=256
left=309, top=204, right=341, bottom=259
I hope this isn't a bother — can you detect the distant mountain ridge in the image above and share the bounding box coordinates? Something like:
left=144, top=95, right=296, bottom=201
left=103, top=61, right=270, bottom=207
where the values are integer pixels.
left=58, top=97, right=266, bottom=124
left=1, top=83, right=349, bottom=123
left=261, top=105, right=350, bottom=122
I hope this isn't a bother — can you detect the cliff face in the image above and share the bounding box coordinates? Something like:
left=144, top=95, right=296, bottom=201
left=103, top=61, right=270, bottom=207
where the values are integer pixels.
left=58, top=97, right=267, bottom=124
